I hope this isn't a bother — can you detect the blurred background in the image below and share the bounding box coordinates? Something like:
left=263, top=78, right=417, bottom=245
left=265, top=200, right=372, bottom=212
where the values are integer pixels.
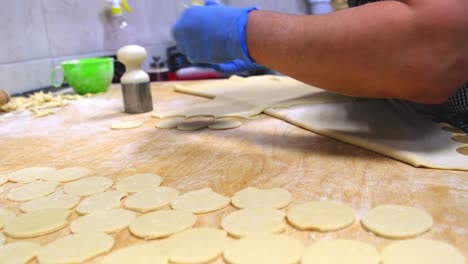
left=0, top=0, right=348, bottom=96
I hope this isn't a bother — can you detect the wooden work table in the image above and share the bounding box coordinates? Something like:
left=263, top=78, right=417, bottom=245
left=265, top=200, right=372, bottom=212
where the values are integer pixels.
left=0, top=82, right=467, bottom=263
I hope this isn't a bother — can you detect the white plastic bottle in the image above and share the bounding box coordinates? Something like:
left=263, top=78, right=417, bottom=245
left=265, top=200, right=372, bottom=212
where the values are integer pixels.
left=108, top=0, right=134, bottom=52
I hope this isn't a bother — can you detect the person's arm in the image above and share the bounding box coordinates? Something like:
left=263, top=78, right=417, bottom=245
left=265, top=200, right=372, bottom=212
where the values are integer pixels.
left=245, top=0, right=468, bottom=103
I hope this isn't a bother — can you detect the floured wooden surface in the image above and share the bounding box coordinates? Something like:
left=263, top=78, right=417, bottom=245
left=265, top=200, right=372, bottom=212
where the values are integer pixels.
left=0, top=82, right=467, bottom=263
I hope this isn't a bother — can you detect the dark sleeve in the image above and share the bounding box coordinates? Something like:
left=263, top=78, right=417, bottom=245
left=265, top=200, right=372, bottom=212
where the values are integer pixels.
left=348, top=0, right=382, bottom=8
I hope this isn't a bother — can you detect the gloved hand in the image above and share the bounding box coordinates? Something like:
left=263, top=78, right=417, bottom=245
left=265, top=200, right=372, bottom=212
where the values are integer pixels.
left=172, top=0, right=257, bottom=64
left=213, top=59, right=264, bottom=74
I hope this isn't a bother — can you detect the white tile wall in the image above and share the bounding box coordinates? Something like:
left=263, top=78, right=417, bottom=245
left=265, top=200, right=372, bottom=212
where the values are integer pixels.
left=0, top=59, right=54, bottom=94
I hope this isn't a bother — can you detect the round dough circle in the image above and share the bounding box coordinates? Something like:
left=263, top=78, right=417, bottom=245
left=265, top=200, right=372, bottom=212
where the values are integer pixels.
left=115, top=173, right=163, bottom=193
left=42, top=167, right=91, bottom=182
left=155, top=118, right=185, bottom=129
left=381, top=239, right=465, bottom=264
left=224, top=234, right=304, bottom=264
left=163, top=228, right=228, bottom=264
left=0, top=241, right=40, bottom=264
left=0, top=207, right=16, bottom=229
left=37, top=233, right=115, bottom=264
left=171, top=188, right=230, bottom=214
left=287, top=201, right=356, bottom=231
left=100, top=243, right=168, bottom=264
left=451, top=135, right=468, bottom=143
left=111, top=121, right=143, bottom=130
left=8, top=166, right=56, bottom=183
left=361, top=205, right=433, bottom=238
left=63, top=176, right=113, bottom=196
left=70, top=209, right=136, bottom=233
left=129, top=209, right=196, bottom=239
left=209, top=119, right=242, bottom=130
left=177, top=120, right=210, bottom=131
left=20, top=192, right=80, bottom=212
left=4, top=208, right=71, bottom=238
left=221, top=208, right=286, bottom=237
left=456, top=146, right=468, bottom=156
left=124, top=187, right=180, bottom=212
left=231, top=187, right=292, bottom=209
left=302, top=239, right=380, bottom=264
left=442, top=126, right=464, bottom=134
left=76, top=190, right=127, bottom=215
left=7, top=181, right=58, bottom=202
left=0, top=174, right=7, bottom=185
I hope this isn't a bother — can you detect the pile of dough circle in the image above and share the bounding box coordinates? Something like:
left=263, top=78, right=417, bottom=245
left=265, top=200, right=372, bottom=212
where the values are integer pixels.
left=115, top=173, right=163, bottom=193
left=155, top=118, right=185, bottom=129
left=37, top=233, right=115, bottom=263
left=381, top=239, right=465, bottom=264
left=124, top=187, right=180, bottom=212
left=221, top=208, right=286, bottom=237
left=208, top=119, right=242, bottom=130
left=129, top=209, right=196, bottom=239
left=70, top=209, right=136, bottom=233
left=100, top=243, right=168, bottom=264
left=0, top=174, right=7, bottom=185
left=302, top=239, right=380, bottom=264
left=223, top=234, right=304, bottom=264
left=177, top=120, right=211, bottom=131
left=111, top=121, right=143, bottom=130
left=20, top=192, right=80, bottom=212
left=231, top=187, right=292, bottom=209
left=162, top=228, right=228, bottom=264
left=4, top=208, right=70, bottom=238
left=8, top=166, right=56, bottom=182
left=63, top=176, right=113, bottom=196
left=7, top=181, right=58, bottom=202
left=0, top=241, right=41, bottom=264
left=41, top=167, right=91, bottom=182
left=171, top=188, right=230, bottom=213
left=286, top=201, right=356, bottom=231
left=361, top=204, right=433, bottom=238
left=0, top=208, right=16, bottom=229
left=76, top=190, right=127, bottom=214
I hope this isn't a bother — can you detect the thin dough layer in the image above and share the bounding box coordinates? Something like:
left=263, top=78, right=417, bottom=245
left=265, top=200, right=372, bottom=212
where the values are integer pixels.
left=0, top=208, right=16, bottom=229
left=70, top=209, right=136, bottom=233
left=63, top=176, right=113, bottom=196
left=231, top=187, right=292, bottom=209
left=111, top=121, right=143, bottom=130
left=20, top=192, right=80, bottom=212
left=221, top=208, right=286, bottom=237
left=76, top=190, right=127, bottom=215
left=8, top=167, right=56, bottom=183
left=42, top=167, right=91, bottom=182
left=100, top=243, right=168, bottom=264
left=7, top=181, right=59, bottom=202
left=171, top=188, right=230, bottom=214
left=116, top=173, right=163, bottom=193
left=302, top=239, right=380, bottom=264
left=129, top=209, right=196, bottom=239
left=4, top=208, right=71, bottom=238
left=124, top=187, right=180, bottom=212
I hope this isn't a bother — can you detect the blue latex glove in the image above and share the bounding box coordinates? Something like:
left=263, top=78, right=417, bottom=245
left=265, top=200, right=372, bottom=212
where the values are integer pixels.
left=172, top=0, right=257, bottom=64
left=213, top=59, right=264, bottom=74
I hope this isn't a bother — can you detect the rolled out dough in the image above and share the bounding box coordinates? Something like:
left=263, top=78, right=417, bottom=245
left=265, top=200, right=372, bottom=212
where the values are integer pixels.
left=115, top=173, right=163, bottom=193
left=63, top=176, right=113, bottom=196
left=209, top=119, right=242, bottom=130
left=111, top=121, right=143, bottom=130
left=162, top=228, right=228, bottom=264
left=20, top=192, right=80, bottom=212
left=124, top=187, right=180, bottom=212
left=8, top=166, right=56, bottom=183
left=76, top=190, right=127, bottom=214
left=221, top=208, right=286, bottom=237
left=231, top=187, right=292, bottom=209
left=361, top=204, right=433, bottom=238
left=100, top=243, right=168, bottom=264
left=302, top=239, right=380, bottom=264
left=7, top=181, right=58, bottom=202
left=0, top=208, right=16, bottom=229
left=129, top=209, right=196, bottom=239
left=4, top=208, right=71, bottom=238
left=37, top=233, right=115, bottom=264
left=70, top=209, right=135, bottom=233
left=287, top=201, right=356, bottom=231
left=381, top=239, right=465, bottom=264
left=0, top=241, right=40, bottom=264
left=224, top=234, right=304, bottom=264
left=42, top=167, right=91, bottom=182
left=171, top=188, right=230, bottom=213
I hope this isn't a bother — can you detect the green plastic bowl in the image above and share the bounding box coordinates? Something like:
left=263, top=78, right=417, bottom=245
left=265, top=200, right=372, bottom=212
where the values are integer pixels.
left=51, top=57, right=114, bottom=95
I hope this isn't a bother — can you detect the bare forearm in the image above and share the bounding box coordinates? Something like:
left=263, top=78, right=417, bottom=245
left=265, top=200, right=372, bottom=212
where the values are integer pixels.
left=245, top=1, right=468, bottom=103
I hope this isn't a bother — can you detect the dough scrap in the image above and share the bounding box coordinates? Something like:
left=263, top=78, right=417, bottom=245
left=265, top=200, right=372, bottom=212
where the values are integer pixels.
left=70, top=209, right=135, bottom=234
left=209, top=119, right=242, bottom=130
left=177, top=120, right=211, bottom=131
left=162, top=228, right=228, bottom=264
left=20, top=192, right=80, bottom=212
left=8, top=166, right=56, bottom=183
left=129, top=209, right=196, bottom=239
left=115, top=173, right=163, bottom=193
left=111, top=121, right=143, bottom=130
left=37, top=233, right=115, bottom=264
left=0, top=174, right=7, bottom=185
left=124, top=187, right=180, bottom=212
left=361, top=204, right=433, bottom=238
left=0, top=208, right=16, bottom=229
left=63, top=176, right=113, bottom=196
left=287, top=201, right=356, bottom=231
left=76, top=190, right=127, bottom=215
left=302, top=239, right=380, bottom=264
left=224, top=234, right=304, bottom=264
left=381, top=239, right=465, bottom=264
left=100, top=243, right=168, bottom=264
left=7, top=181, right=58, bottom=202
left=221, top=208, right=286, bottom=237
left=155, top=117, right=185, bottom=129
left=42, top=167, right=91, bottom=182
left=171, top=188, right=230, bottom=213
left=231, top=187, right=292, bottom=209
left=0, top=241, right=40, bottom=264
left=4, top=208, right=71, bottom=238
